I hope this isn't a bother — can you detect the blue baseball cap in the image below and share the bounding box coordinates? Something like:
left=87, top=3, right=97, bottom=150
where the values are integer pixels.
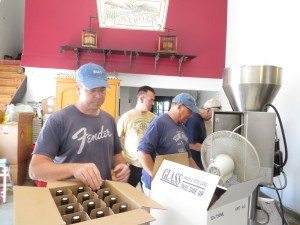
left=172, top=93, right=199, bottom=113
left=76, top=63, right=108, bottom=89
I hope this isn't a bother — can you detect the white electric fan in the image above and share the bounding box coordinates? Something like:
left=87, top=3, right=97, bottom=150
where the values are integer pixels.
left=201, top=131, right=261, bottom=187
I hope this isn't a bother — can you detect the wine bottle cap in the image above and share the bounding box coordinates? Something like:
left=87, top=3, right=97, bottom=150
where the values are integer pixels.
left=66, top=205, right=74, bottom=214
left=119, top=204, right=127, bottom=213
left=71, top=215, right=81, bottom=223
left=88, top=201, right=95, bottom=206
left=82, top=193, right=90, bottom=201
left=61, top=197, right=69, bottom=205
left=77, top=186, right=84, bottom=193
left=56, top=189, right=63, bottom=196
left=96, top=210, right=104, bottom=218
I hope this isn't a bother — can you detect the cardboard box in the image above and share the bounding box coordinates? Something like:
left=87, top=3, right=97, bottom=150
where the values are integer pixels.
left=14, top=180, right=165, bottom=225
left=0, top=160, right=28, bottom=186
left=150, top=158, right=262, bottom=225
left=41, top=96, right=55, bottom=114
left=0, top=112, right=34, bottom=164
left=10, top=160, right=28, bottom=185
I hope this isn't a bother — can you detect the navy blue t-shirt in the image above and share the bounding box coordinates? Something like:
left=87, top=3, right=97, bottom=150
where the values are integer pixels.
left=138, top=113, right=190, bottom=189
left=185, top=112, right=206, bottom=169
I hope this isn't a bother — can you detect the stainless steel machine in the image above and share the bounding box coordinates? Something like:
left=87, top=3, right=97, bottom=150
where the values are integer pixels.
left=212, top=65, right=283, bottom=224
left=213, top=65, right=282, bottom=185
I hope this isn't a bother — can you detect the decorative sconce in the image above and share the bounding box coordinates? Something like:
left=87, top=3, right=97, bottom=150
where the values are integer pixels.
left=158, top=28, right=177, bottom=53
left=82, top=16, right=98, bottom=48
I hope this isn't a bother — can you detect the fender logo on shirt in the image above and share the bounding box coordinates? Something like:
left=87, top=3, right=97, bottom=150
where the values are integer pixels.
left=72, top=126, right=112, bottom=154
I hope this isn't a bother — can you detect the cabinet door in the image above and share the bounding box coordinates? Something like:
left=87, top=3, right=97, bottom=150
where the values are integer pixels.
left=55, top=78, right=78, bottom=110
left=55, top=78, right=120, bottom=119
left=101, top=79, right=120, bottom=119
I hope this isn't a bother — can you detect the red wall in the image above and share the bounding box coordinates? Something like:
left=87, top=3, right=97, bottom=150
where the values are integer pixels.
left=22, top=0, right=227, bottom=78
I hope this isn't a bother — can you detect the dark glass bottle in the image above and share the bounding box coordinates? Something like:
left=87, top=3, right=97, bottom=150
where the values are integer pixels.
left=65, top=205, right=74, bottom=214
left=87, top=201, right=95, bottom=215
left=96, top=210, right=105, bottom=218
left=109, top=196, right=117, bottom=208
left=102, top=190, right=110, bottom=200
left=119, top=204, right=127, bottom=213
left=82, top=193, right=90, bottom=202
left=77, top=186, right=84, bottom=195
left=61, top=197, right=69, bottom=205
left=71, top=215, right=81, bottom=224
left=55, top=189, right=63, bottom=196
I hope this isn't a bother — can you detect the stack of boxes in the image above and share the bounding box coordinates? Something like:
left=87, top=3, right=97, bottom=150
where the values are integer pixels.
left=0, top=112, right=34, bottom=185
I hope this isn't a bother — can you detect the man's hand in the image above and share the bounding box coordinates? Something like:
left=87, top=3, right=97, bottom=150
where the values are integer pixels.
left=72, top=163, right=103, bottom=190
left=113, top=163, right=130, bottom=182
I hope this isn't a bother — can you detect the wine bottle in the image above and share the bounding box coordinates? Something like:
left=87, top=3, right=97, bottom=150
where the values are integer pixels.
left=119, top=204, right=127, bottom=213
left=65, top=205, right=74, bottom=214
left=82, top=193, right=90, bottom=202
left=102, top=190, right=110, bottom=200
left=87, top=201, right=95, bottom=215
left=109, top=196, right=117, bottom=208
left=71, top=215, right=81, bottom=224
left=77, top=186, right=84, bottom=195
left=96, top=210, right=105, bottom=218
left=61, top=197, right=69, bottom=205
left=55, top=189, right=63, bottom=196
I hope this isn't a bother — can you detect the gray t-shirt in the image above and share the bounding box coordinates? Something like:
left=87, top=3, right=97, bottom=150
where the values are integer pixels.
left=33, top=105, right=121, bottom=180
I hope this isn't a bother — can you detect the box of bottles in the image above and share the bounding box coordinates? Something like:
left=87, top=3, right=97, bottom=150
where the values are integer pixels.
left=150, top=159, right=261, bottom=225
left=14, top=179, right=165, bottom=225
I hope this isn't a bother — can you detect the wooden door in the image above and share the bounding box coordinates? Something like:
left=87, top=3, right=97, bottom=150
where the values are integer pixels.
left=55, top=78, right=120, bottom=119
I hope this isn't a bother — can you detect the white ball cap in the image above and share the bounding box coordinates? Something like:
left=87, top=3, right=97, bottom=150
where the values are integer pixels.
left=203, top=98, right=221, bottom=109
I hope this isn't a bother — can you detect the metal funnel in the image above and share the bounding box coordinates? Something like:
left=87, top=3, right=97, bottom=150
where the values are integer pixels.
left=223, top=65, right=282, bottom=111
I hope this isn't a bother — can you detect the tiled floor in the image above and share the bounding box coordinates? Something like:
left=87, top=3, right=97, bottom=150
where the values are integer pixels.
left=1, top=189, right=13, bottom=225
left=1, top=180, right=300, bottom=225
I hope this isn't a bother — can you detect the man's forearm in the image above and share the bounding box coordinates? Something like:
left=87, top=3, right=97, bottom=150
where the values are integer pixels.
left=29, top=154, right=75, bottom=181
left=29, top=154, right=103, bottom=190
left=137, top=151, right=154, bottom=177
left=189, top=143, right=202, bottom=152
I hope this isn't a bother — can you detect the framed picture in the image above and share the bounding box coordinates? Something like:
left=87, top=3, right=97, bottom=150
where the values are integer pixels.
left=96, top=0, right=169, bottom=31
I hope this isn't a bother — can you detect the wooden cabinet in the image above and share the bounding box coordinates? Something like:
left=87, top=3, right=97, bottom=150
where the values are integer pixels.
left=55, top=78, right=120, bottom=119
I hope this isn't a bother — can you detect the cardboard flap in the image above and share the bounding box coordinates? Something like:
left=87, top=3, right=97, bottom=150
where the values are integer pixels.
left=14, top=186, right=65, bottom=225
left=152, top=152, right=189, bottom=178
left=152, top=160, right=220, bottom=209
left=210, top=177, right=262, bottom=210
left=106, top=180, right=165, bottom=210
left=47, top=179, right=80, bottom=188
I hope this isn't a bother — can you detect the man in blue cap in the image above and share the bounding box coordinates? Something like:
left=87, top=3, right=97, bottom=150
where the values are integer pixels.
left=29, top=63, right=130, bottom=190
left=137, top=93, right=199, bottom=195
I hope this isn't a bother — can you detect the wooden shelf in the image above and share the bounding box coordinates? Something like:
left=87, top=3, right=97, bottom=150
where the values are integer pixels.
left=60, top=45, right=196, bottom=74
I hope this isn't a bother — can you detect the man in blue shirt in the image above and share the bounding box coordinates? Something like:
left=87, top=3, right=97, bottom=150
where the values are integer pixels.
left=137, top=93, right=199, bottom=194
left=185, top=111, right=206, bottom=170
left=185, top=98, right=222, bottom=170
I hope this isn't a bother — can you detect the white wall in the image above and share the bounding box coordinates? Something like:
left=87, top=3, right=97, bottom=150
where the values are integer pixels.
left=227, top=0, right=300, bottom=213
left=23, top=67, right=231, bottom=111
left=0, top=0, right=24, bottom=59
